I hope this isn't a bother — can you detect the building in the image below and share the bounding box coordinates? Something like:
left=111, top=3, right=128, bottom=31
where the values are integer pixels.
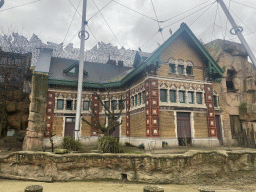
left=26, top=23, right=228, bottom=150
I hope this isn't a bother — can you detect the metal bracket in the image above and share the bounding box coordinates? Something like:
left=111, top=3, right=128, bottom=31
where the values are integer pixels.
left=78, top=30, right=89, bottom=40
left=230, top=26, right=243, bottom=35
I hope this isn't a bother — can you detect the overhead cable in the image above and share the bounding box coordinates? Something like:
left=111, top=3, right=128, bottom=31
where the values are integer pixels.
left=91, top=0, right=122, bottom=47
left=231, top=0, right=256, bottom=10
left=87, top=25, right=99, bottom=43
left=112, top=0, right=157, bottom=22
left=150, top=0, right=164, bottom=42
left=211, top=3, right=218, bottom=42
left=190, top=2, right=216, bottom=27
left=160, top=0, right=212, bottom=23
left=0, top=0, right=41, bottom=13
left=163, top=1, right=215, bottom=29
left=87, top=0, right=114, bottom=22
left=141, top=31, right=159, bottom=48
left=224, top=0, right=231, bottom=40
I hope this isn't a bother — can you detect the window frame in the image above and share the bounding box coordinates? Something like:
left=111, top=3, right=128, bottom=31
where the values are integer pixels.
left=138, top=93, right=141, bottom=105
left=57, top=99, right=64, bottom=110
left=111, top=100, right=117, bottom=110
left=179, top=91, right=185, bottom=103
left=83, top=101, right=90, bottom=111
left=187, top=66, right=193, bottom=75
left=213, top=95, right=218, bottom=107
left=196, top=92, right=202, bottom=104
left=160, top=89, right=167, bottom=102
left=178, top=65, right=184, bottom=74
left=169, top=90, right=176, bottom=103
left=66, top=100, right=73, bottom=110
left=169, top=64, right=176, bottom=73
left=188, top=92, right=194, bottom=104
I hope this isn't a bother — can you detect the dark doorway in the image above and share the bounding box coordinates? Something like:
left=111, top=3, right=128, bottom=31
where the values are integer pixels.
left=177, top=112, right=191, bottom=146
left=65, top=117, right=75, bottom=137
left=215, top=115, right=223, bottom=145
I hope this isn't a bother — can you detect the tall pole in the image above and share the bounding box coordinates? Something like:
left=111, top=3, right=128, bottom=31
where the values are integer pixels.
left=75, top=0, right=87, bottom=140
left=217, top=0, right=256, bottom=66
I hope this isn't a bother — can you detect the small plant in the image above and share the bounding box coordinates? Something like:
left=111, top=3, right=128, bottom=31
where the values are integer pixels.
left=125, top=142, right=136, bottom=147
left=162, top=141, right=168, bottom=148
left=138, top=143, right=145, bottom=149
left=98, top=136, right=124, bottom=153
left=61, top=137, right=83, bottom=151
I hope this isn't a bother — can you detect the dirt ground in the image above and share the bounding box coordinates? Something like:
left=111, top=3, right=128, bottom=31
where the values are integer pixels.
left=0, top=179, right=255, bottom=192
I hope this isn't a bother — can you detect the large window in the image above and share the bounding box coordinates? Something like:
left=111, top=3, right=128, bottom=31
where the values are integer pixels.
left=104, top=101, right=110, bottom=110
left=169, top=64, right=176, bottom=73
left=213, top=95, right=218, bottom=107
left=138, top=93, right=142, bottom=105
left=74, top=100, right=77, bottom=110
left=178, top=65, right=184, bottom=74
left=179, top=91, right=185, bottom=103
left=196, top=92, right=202, bottom=104
left=83, top=101, right=90, bottom=110
left=134, top=95, right=137, bottom=106
left=187, top=66, right=193, bottom=75
left=66, top=100, right=73, bottom=110
left=188, top=92, right=194, bottom=104
left=57, top=99, right=64, bottom=110
left=160, top=89, right=167, bottom=102
left=170, top=90, right=176, bottom=103
left=142, top=91, right=145, bottom=104
left=119, top=100, right=125, bottom=109
left=131, top=96, right=134, bottom=107
left=111, top=100, right=117, bottom=110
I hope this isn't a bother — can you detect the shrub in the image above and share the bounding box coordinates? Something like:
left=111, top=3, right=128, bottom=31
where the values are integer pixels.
left=98, top=136, right=124, bottom=153
left=138, top=143, right=145, bottom=149
left=61, top=137, right=83, bottom=151
left=125, top=142, right=136, bottom=147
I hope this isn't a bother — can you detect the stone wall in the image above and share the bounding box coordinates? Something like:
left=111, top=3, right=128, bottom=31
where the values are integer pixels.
left=159, top=111, right=175, bottom=138
left=130, top=112, right=146, bottom=137
left=0, top=150, right=256, bottom=183
left=194, top=113, right=208, bottom=138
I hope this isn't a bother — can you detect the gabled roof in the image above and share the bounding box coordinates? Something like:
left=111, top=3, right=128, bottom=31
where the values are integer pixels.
left=48, top=23, right=223, bottom=88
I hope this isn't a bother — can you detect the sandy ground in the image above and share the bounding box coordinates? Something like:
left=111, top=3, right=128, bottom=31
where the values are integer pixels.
left=0, top=179, right=251, bottom=192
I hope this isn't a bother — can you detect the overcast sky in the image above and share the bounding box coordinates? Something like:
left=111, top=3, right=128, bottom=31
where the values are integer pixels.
left=1, top=0, right=256, bottom=54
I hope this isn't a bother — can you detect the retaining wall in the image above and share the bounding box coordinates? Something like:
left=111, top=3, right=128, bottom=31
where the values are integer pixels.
left=0, top=150, right=255, bottom=183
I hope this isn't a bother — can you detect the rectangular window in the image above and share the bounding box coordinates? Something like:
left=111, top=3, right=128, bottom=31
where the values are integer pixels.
left=179, top=91, right=185, bottom=103
left=178, top=65, right=184, bottom=74
left=138, top=93, right=141, bottom=105
left=111, top=100, right=117, bottom=110
left=57, top=99, right=64, bottom=110
left=170, top=90, right=176, bottom=103
left=188, top=92, right=194, bottom=104
left=131, top=97, right=134, bottom=107
left=66, top=100, right=73, bottom=110
left=169, top=64, right=175, bottom=73
left=213, top=95, right=218, bottom=107
left=196, top=92, right=202, bottom=104
left=83, top=101, right=90, bottom=110
left=135, top=95, right=137, bottom=106
left=104, top=101, right=110, bottom=110
left=119, top=100, right=125, bottom=110
left=160, top=89, right=167, bottom=102
left=187, top=66, right=193, bottom=75
left=142, top=91, right=145, bottom=104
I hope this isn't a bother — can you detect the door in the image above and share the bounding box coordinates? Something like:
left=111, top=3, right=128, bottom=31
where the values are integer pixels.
left=177, top=112, right=191, bottom=146
left=215, top=115, right=223, bottom=145
left=65, top=117, right=75, bottom=137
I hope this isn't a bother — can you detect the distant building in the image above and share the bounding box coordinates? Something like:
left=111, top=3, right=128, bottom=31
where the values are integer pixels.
left=29, top=23, right=229, bottom=149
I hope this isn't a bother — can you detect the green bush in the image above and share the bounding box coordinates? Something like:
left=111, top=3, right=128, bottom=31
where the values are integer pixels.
left=125, top=142, right=136, bottom=147
left=61, top=137, right=83, bottom=151
left=98, top=136, right=124, bottom=153
left=138, top=143, right=145, bottom=149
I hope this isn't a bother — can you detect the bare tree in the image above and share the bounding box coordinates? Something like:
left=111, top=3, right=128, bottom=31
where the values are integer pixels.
left=82, top=92, right=124, bottom=137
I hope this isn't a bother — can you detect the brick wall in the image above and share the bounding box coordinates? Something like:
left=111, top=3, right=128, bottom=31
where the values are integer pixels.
left=52, top=117, right=63, bottom=136
left=121, top=115, right=126, bottom=136
left=159, top=111, right=176, bottom=137
left=81, top=117, right=91, bottom=137
left=159, top=35, right=205, bottom=80
left=130, top=112, right=146, bottom=137
left=194, top=112, right=208, bottom=137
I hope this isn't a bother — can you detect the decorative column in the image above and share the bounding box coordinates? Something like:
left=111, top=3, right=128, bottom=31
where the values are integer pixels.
left=91, top=93, right=99, bottom=136
left=204, top=84, right=217, bottom=137
left=126, top=90, right=130, bottom=136
left=145, top=78, right=160, bottom=137
left=44, top=91, right=55, bottom=137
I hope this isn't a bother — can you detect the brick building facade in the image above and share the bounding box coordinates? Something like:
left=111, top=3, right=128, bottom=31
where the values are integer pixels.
left=30, top=23, right=228, bottom=149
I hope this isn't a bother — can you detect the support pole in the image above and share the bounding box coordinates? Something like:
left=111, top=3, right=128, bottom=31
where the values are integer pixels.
left=217, top=0, right=256, bottom=66
left=75, top=0, right=87, bottom=140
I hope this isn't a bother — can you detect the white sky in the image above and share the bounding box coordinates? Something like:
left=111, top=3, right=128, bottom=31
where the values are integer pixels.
left=1, top=0, right=256, bottom=55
